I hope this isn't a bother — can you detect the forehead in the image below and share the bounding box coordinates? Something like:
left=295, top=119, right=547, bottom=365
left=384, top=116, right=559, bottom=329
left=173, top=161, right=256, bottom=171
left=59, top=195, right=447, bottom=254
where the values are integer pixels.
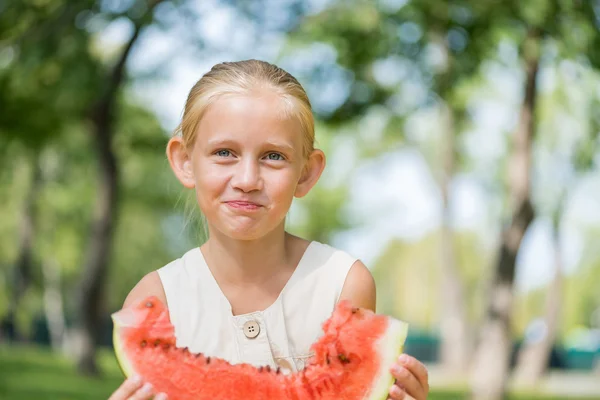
left=195, top=90, right=304, bottom=150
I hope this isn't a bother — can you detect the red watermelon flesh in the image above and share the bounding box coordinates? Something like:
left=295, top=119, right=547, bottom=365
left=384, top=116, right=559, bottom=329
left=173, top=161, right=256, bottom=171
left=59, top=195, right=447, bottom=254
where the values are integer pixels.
left=112, top=296, right=408, bottom=400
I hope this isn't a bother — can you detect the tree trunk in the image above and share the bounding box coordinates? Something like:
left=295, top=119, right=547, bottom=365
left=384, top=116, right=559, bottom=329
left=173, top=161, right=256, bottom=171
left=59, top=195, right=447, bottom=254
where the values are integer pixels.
left=71, top=111, right=119, bottom=375
left=70, top=2, right=163, bottom=375
left=71, top=28, right=135, bottom=377
left=431, top=26, right=472, bottom=374
left=513, top=217, right=562, bottom=386
left=439, top=103, right=471, bottom=374
left=41, top=258, right=67, bottom=352
left=469, top=33, right=540, bottom=400
left=4, top=154, right=42, bottom=342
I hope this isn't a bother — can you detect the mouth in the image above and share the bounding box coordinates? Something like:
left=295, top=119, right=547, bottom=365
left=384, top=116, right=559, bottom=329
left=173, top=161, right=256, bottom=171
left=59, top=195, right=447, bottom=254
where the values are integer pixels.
left=225, top=201, right=263, bottom=211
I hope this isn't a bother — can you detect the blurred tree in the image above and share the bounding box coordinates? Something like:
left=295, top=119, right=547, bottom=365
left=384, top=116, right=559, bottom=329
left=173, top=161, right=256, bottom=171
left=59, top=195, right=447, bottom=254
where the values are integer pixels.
left=71, top=0, right=167, bottom=375
left=0, top=0, right=168, bottom=374
left=3, top=153, right=41, bottom=342
left=0, top=0, right=102, bottom=343
left=470, top=1, right=600, bottom=398
left=470, top=26, right=540, bottom=400
left=287, top=0, right=500, bottom=374
left=565, top=226, right=600, bottom=332
left=106, top=100, right=185, bottom=311
left=404, top=1, right=493, bottom=375
left=372, top=230, right=491, bottom=331
left=0, top=90, right=182, bottom=353
left=289, top=1, right=599, bottom=395
left=514, top=68, right=600, bottom=385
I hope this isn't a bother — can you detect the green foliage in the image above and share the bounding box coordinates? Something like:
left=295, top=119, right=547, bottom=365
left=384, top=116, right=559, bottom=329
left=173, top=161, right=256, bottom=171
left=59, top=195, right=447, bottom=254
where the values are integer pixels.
left=562, top=227, right=600, bottom=333
left=0, top=97, right=185, bottom=326
left=287, top=0, right=600, bottom=345
left=0, top=0, right=198, bottom=336
left=371, top=230, right=491, bottom=330
left=0, top=0, right=100, bottom=148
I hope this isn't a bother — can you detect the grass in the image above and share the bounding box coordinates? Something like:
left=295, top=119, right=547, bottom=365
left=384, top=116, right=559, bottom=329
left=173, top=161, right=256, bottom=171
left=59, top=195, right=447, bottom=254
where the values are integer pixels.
left=0, top=345, right=123, bottom=400
left=0, top=345, right=598, bottom=400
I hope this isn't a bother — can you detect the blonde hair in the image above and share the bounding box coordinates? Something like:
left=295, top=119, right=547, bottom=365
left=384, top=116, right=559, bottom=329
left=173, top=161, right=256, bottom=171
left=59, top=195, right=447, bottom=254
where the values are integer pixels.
left=173, top=59, right=315, bottom=159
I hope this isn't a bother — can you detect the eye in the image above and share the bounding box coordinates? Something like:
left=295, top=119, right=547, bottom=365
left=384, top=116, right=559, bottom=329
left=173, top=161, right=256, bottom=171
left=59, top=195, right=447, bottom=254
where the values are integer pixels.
left=265, top=152, right=284, bottom=161
left=215, top=149, right=231, bottom=157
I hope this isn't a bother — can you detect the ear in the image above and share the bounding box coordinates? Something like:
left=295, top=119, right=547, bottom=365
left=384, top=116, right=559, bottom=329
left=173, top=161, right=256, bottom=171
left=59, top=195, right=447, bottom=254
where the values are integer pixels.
left=295, top=149, right=326, bottom=198
left=166, top=136, right=195, bottom=189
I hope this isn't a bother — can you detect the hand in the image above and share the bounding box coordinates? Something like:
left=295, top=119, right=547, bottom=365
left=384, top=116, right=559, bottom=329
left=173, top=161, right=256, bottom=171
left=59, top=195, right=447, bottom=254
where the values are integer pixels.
left=388, top=354, right=429, bottom=400
left=108, top=375, right=168, bottom=400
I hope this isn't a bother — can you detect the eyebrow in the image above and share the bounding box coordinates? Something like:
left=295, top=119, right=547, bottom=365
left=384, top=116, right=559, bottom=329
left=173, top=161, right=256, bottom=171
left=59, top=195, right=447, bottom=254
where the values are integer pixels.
left=206, top=138, right=296, bottom=153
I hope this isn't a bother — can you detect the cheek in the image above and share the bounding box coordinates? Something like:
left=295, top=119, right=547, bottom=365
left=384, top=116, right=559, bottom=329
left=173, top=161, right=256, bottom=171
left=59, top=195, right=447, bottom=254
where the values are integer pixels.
left=194, top=162, right=228, bottom=192
left=267, top=170, right=299, bottom=201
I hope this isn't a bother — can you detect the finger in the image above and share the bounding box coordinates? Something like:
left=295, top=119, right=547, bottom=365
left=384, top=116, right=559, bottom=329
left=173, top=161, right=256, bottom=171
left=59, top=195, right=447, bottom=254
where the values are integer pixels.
left=128, top=382, right=156, bottom=400
left=108, top=376, right=143, bottom=400
left=388, top=384, right=407, bottom=400
left=154, top=393, right=168, bottom=400
left=398, top=355, right=429, bottom=391
left=391, top=364, right=425, bottom=400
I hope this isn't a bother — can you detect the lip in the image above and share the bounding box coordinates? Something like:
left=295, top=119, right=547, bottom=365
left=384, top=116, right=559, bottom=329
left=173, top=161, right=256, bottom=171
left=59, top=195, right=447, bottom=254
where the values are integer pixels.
left=224, top=201, right=263, bottom=210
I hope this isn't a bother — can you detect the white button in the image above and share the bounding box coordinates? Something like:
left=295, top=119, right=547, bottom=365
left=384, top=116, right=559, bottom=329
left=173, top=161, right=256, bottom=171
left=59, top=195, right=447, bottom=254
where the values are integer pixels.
left=243, top=320, right=260, bottom=339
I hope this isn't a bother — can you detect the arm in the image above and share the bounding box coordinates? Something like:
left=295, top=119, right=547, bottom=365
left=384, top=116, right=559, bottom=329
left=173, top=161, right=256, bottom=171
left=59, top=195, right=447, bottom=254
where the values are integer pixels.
left=338, top=260, right=377, bottom=312
left=108, top=271, right=169, bottom=400
left=123, top=271, right=167, bottom=308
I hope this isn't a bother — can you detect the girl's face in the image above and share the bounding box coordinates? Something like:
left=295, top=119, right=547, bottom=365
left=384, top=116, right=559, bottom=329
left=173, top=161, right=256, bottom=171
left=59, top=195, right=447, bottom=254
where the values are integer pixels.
left=175, top=90, right=322, bottom=241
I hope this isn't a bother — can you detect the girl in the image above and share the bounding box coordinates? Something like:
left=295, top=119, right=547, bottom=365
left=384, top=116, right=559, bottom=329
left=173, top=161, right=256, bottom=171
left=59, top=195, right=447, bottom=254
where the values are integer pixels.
left=108, top=60, right=429, bottom=400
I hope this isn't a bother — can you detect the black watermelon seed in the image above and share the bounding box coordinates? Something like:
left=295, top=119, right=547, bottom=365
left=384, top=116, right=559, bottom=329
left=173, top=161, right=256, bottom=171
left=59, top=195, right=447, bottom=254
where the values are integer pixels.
left=276, top=367, right=281, bottom=374
left=259, top=366, right=264, bottom=372
left=153, top=339, right=161, bottom=347
left=206, top=357, right=211, bottom=364
left=140, top=340, right=147, bottom=348
left=338, top=354, right=350, bottom=364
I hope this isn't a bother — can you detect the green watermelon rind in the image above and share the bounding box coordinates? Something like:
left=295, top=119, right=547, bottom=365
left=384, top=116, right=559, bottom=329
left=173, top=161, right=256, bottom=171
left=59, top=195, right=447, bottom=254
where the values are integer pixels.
left=112, top=316, right=135, bottom=378
left=367, top=318, right=410, bottom=400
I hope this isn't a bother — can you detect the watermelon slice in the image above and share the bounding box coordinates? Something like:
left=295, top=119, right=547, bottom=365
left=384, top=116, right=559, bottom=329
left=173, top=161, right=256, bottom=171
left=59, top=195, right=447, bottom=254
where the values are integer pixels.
left=112, top=296, right=408, bottom=400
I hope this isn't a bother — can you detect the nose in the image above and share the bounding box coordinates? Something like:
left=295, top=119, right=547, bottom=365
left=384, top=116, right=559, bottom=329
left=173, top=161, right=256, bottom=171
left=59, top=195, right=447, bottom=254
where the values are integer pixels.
left=230, top=158, right=263, bottom=192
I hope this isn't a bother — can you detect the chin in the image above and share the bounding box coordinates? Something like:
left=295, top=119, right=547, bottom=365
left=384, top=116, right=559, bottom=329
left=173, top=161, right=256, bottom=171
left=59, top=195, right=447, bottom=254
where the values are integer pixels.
left=217, top=217, right=285, bottom=242
left=214, top=222, right=268, bottom=241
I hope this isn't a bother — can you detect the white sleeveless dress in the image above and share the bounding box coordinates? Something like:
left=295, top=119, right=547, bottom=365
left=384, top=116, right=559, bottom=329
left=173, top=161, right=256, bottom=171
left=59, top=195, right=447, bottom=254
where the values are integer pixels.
left=156, top=240, right=357, bottom=373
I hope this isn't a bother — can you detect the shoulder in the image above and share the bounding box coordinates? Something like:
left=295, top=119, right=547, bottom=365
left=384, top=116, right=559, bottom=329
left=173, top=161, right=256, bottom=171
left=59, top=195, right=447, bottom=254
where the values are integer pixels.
left=305, top=239, right=376, bottom=312
left=309, top=240, right=357, bottom=267
left=339, top=259, right=376, bottom=312
left=122, top=247, right=203, bottom=309
left=123, top=270, right=167, bottom=308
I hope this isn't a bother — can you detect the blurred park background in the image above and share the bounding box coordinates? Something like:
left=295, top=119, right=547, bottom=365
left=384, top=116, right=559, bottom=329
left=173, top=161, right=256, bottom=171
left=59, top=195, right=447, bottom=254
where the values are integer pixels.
left=1, top=0, right=600, bottom=399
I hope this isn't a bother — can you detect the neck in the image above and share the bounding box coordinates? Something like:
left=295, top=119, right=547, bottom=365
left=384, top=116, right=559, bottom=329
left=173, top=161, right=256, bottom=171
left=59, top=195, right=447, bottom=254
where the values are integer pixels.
left=201, top=224, right=294, bottom=285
